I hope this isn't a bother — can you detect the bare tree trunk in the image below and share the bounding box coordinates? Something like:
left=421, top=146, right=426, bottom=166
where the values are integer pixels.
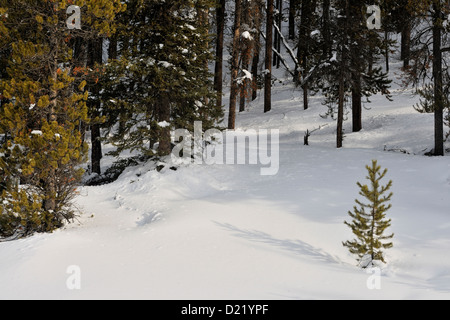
left=401, top=18, right=411, bottom=68
left=337, top=75, right=345, bottom=149
left=264, top=0, right=274, bottom=113
left=289, top=0, right=296, bottom=40
left=322, top=0, right=332, bottom=59
left=273, top=0, right=279, bottom=67
left=251, top=0, right=263, bottom=101
left=350, top=2, right=363, bottom=133
left=276, top=0, right=282, bottom=69
left=239, top=1, right=255, bottom=112
left=337, top=0, right=349, bottom=149
left=297, top=0, right=312, bottom=110
left=433, top=2, right=444, bottom=156
left=88, top=38, right=103, bottom=175
left=108, top=35, right=118, bottom=60
left=214, top=0, right=226, bottom=109
left=273, top=0, right=282, bottom=68
left=157, top=92, right=172, bottom=156
left=228, top=0, right=242, bottom=129
left=352, top=82, right=362, bottom=133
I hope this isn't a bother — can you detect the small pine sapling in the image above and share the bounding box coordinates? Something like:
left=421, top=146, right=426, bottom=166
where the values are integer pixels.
left=343, top=160, right=394, bottom=268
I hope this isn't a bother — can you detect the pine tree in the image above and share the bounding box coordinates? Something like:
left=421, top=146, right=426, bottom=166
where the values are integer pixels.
left=102, top=0, right=223, bottom=157
left=320, top=0, right=391, bottom=147
left=403, top=0, right=449, bottom=156
left=0, top=0, right=124, bottom=238
left=343, top=160, right=394, bottom=268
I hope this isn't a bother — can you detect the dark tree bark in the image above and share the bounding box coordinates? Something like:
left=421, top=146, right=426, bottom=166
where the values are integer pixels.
left=433, top=2, right=444, bottom=156
left=349, top=2, right=364, bottom=133
left=322, top=0, right=332, bottom=59
left=251, top=0, right=263, bottom=101
left=108, top=35, right=118, bottom=60
left=157, top=92, right=172, bottom=156
left=273, top=0, right=279, bottom=67
left=214, top=0, right=226, bottom=109
left=352, top=82, right=362, bottom=133
left=228, top=0, right=242, bottom=129
left=239, top=2, right=254, bottom=113
left=289, top=0, right=296, bottom=40
left=273, top=0, right=282, bottom=68
left=296, top=0, right=313, bottom=110
left=88, top=38, right=103, bottom=175
left=337, top=0, right=349, bottom=149
left=276, top=0, right=282, bottom=69
left=401, top=18, right=411, bottom=68
left=264, top=0, right=274, bottom=113
left=385, top=30, right=390, bottom=73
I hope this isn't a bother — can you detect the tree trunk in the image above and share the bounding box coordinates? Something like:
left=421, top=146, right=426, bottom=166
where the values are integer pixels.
left=385, top=30, right=389, bottom=73
left=273, top=0, right=282, bottom=68
left=157, top=92, right=172, bottom=156
left=264, top=0, right=274, bottom=113
left=337, top=0, right=349, bottom=149
left=297, top=0, right=312, bottom=109
left=251, top=1, right=263, bottom=101
left=108, top=35, right=118, bottom=60
left=239, top=1, right=254, bottom=112
left=289, top=0, right=296, bottom=40
left=433, top=2, right=444, bottom=156
left=337, top=74, right=345, bottom=149
left=273, top=0, right=279, bottom=67
left=276, top=0, right=282, bottom=69
left=228, top=0, right=242, bottom=129
left=214, top=0, right=226, bottom=109
left=322, top=0, right=332, bottom=59
left=401, top=19, right=411, bottom=68
left=350, top=2, right=363, bottom=133
left=251, top=35, right=260, bottom=101
left=88, top=38, right=103, bottom=175
left=352, top=83, right=362, bottom=133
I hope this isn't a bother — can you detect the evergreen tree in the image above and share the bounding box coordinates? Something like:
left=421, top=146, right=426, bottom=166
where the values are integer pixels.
left=403, top=0, right=449, bottom=156
left=0, top=0, right=124, bottom=238
left=102, top=0, right=223, bottom=157
left=320, top=0, right=391, bottom=147
left=343, top=160, right=394, bottom=268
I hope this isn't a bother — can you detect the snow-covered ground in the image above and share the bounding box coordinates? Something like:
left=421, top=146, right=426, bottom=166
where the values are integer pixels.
left=1, top=56, right=450, bottom=300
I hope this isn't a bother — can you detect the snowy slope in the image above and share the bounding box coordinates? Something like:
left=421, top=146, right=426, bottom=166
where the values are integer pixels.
left=1, top=54, right=450, bottom=300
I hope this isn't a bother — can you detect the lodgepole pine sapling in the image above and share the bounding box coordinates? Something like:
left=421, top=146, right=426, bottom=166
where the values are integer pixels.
left=343, top=160, right=394, bottom=268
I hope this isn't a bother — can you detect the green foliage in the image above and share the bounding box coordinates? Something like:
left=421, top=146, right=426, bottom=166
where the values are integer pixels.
left=343, top=160, right=394, bottom=268
left=319, top=0, right=392, bottom=118
left=0, top=0, right=123, bottom=239
left=101, top=0, right=223, bottom=158
left=414, top=84, right=450, bottom=114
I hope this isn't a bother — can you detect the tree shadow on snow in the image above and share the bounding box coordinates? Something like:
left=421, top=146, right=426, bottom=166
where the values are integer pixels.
left=213, top=221, right=341, bottom=265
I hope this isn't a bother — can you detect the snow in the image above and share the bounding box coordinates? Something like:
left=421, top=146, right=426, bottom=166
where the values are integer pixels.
left=1, top=41, right=450, bottom=300
left=30, top=130, right=42, bottom=136
left=241, top=31, right=253, bottom=40
left=158, top=121, right=170, bottom=128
